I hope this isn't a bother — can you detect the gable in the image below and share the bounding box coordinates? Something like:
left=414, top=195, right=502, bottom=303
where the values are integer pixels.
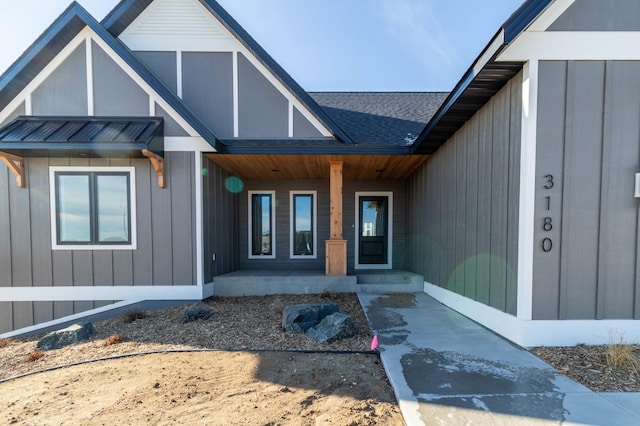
left=114, top=0, right=333, bottom=140
left=0, top=26, right=199, bottom=141
left=548, top=0, right=640, bottom=31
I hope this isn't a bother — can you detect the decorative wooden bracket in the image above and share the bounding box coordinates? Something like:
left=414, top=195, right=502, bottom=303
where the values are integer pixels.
left=142, top=150, right=165, bottom=188
left=0, top=151, right=25, bottom=188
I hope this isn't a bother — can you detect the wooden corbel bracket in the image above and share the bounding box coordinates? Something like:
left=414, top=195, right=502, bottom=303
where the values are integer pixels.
left=0, top=151, right=25, bottom=188
left=142, top=149, right=165, bottom=188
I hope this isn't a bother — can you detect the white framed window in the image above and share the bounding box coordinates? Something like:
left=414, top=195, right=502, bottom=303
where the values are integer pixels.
left=290, top=191, right=317, bottom=259
left=49, top=167, right=137, bottom=250
left=248, top=190, right=276, bottom=259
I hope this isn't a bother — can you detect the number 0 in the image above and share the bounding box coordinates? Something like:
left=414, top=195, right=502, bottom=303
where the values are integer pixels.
left=541, top=238, right=552, bottom=252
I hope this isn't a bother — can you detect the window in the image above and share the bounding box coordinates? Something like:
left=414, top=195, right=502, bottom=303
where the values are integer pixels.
left=290, top=191, right=317, bottom=259
left=50, top=167, right=136, bottom=250
left=248, top=191, right=276, bottom=258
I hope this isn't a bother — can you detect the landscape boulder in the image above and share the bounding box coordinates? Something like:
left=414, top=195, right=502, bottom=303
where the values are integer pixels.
left=306, top=312, right=358, bottom=344
left=36, top=322, right=96, bottom=351
left=282, top=302, right=339, bottom=334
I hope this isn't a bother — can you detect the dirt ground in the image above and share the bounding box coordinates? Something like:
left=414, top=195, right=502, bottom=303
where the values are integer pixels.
left=0, top=294, right=405, bottom=425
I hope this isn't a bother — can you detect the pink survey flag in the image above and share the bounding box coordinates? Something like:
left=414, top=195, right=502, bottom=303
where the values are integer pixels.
left=370, top=335, right=379, bottom=350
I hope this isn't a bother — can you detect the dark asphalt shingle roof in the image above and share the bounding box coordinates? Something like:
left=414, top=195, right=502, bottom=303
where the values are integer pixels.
left=309, top=92, right=449, bottom=146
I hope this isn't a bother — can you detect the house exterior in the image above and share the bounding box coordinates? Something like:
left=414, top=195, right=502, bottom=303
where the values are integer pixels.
left=1, top=0, right=639, bottom=347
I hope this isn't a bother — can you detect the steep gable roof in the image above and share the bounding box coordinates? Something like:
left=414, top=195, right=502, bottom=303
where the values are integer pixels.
left=0, top=1, right=219, bottom=149
left=103, top=0, right=355, bottom=145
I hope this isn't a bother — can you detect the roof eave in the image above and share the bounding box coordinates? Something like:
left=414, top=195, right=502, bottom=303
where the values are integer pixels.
left=217, top=142, right=413, bottom=156
left=411, top=0, right=554, bottom=154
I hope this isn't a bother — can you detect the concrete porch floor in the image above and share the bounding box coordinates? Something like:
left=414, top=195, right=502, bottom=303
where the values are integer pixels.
left=211, top=269, right=424, bottom=297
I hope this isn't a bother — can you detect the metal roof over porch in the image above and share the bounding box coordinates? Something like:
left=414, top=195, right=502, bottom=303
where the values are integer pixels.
left=0, top=116, right=164, bottom=158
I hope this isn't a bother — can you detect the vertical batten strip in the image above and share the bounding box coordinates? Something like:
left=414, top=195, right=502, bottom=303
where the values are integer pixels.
left=233, top=51, right=239, bottom=137
left=25, top=94, right=32, bottom=115
left=86, top=37, right=94, bottom=115
left=176, top=50, right=183, bottom=98
left=288, top=102, right=294, bottom=137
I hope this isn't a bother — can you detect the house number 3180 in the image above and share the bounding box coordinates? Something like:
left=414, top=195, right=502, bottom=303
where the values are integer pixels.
left=541, top=174, right=553, bottom=252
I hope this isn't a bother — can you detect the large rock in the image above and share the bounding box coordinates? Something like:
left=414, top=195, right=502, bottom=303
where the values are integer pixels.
left=37, top=322, right=96, bottom=351
left=282, top=303, right=339, bottom=334
left=306, top=312, right=358, bottom=344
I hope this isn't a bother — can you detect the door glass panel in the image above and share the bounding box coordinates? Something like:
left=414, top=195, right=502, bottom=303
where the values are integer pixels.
left=361, top=199, right=386, bottom=237
left=97, top=174, right=130, bottom=243
left=57, top=174, right=91, bottom=242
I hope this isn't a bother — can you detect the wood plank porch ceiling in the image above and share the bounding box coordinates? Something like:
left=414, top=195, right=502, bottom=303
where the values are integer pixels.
left=206, top=154, right=430, bottom=180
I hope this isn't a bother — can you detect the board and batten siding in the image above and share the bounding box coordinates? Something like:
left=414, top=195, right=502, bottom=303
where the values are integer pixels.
left=406, top=73, right=522, bottom=315
left=533, top=60, right=640, bottom=321
left=0, top=153, right=197, bottom=333
left=203, top=157, right=240, bottom=281
left=237, top=179, right=407, bottom=271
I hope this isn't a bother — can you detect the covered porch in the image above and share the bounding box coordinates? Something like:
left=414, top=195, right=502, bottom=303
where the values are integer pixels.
left=205, top=153, right=429, bottom=278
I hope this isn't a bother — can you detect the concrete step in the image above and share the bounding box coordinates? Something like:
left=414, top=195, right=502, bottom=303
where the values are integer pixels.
left=355, top=271, right=424, bottom=294
left=213, top=273, right=357, bottom=297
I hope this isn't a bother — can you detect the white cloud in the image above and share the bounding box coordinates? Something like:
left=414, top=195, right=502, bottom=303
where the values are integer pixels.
left=374, top=0, right=463, bottom=86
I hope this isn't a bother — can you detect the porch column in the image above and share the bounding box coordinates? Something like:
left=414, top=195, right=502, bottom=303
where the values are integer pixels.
left=326, top=161, right=347, bottom=276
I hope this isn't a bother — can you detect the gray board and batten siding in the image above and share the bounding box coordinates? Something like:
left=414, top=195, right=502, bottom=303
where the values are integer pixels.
left=4, top=40, right=191, bottom=137
left=134, top=51, right=322, bottom=139
left=548, top=0, right=640, bottom=32
left=406, top=73, right=522, bottom=316
left=32, top=44, right=88, bottom=116
left=182, top=52, right=234, bottom=138
left=533, top=60, right=640, bottom=321
left=237, top=179, right=407, bottom=271
left=0, top=153, right=197, bottom=333
left=92, top=41, right=149, bottom=117
left=203, top=156, right=240, bottom=282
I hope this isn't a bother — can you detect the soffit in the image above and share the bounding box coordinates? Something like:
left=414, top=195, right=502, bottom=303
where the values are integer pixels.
left=206, top=154, right=429, bottom=181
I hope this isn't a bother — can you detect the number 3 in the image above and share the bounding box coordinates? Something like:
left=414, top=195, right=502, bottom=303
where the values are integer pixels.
left=544, top=175, right=554, bottom=189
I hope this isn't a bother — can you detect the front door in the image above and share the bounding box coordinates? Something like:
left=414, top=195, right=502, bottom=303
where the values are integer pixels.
left=356, top=193, right=392, bottom=268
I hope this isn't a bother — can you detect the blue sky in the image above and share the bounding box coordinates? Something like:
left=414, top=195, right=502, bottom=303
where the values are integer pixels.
left=0, top=0, right=524, bottom=91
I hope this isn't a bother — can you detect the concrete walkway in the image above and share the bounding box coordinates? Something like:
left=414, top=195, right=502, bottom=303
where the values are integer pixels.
left=358, top=293, right=640, bottom=425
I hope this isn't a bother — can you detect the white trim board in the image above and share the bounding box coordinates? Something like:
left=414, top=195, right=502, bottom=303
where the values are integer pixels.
left=0, top=285, right=204, bottom=302
left=289, top=190, right=318, bottom=260
left=247, top=190, right=277, bottom=260
left=424, top=282, right=640, bottom=347
left=164, top=136, right=214, bottom=152
left=499, top=32, right=640, bottom=61
left=0, top=299, right=145, bottom=339
left=49, top=166, right=138, bottom=251
left=516, top=61, right=538, bottom=321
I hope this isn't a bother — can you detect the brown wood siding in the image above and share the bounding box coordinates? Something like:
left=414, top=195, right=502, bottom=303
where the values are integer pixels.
left=406, top=74, right=522, bottom=315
